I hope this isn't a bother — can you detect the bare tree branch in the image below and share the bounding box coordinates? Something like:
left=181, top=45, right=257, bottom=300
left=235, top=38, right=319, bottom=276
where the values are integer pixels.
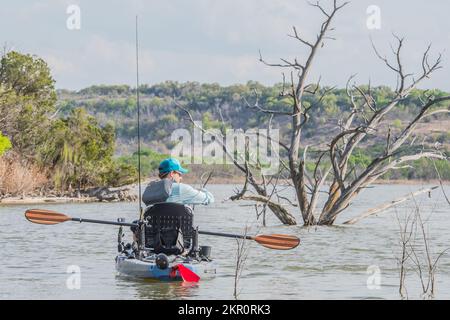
left=343, top=186, right=438, bottom=225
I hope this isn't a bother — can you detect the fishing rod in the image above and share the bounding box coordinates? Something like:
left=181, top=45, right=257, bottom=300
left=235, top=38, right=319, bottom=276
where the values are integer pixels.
left=135, top=16, right=146, bottom=254
left=135, top=16, right=143, bottom=220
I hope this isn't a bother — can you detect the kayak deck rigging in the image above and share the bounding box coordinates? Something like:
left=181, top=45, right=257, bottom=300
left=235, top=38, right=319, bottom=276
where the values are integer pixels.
left=115, top=203, right=215, bottom=281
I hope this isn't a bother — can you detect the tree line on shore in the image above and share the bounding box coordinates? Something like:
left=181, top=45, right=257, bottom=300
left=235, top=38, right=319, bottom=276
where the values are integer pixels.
left=0, top=51, right=138, bottom=198
left=58, top=81, right=450, bottom=181
left=1, top=50, right=449, bottom=198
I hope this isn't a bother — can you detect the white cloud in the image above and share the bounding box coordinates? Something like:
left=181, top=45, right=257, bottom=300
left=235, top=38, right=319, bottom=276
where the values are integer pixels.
left=41, top=34, right=155, bottom=88
left=43, top=53, right=77, bottom=74
left=197, top=0, right=315, bottom=47
left=4, top=0, right=450, bottom=90
left=83, top=34, right=154, bottom=75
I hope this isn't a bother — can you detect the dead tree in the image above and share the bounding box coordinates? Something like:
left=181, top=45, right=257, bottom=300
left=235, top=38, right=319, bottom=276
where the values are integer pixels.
left=174, top=100, right=298, bottom=225
left=242, top=1, right=450, bottom=226
left=395, top=200, right=449, bottom=299
left=233, top=225, right=251, bottom=300
left=395, top=209, right=414, bottom=299
left=177, top=0, right=450, bottom=226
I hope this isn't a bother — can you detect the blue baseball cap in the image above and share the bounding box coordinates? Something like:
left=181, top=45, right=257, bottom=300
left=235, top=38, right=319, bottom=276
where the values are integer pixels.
left=158, top=158, right=189, bottom=174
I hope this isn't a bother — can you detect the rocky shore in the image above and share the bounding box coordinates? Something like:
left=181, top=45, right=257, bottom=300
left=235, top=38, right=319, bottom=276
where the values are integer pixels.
left=0, top=186, right=137, bottom=205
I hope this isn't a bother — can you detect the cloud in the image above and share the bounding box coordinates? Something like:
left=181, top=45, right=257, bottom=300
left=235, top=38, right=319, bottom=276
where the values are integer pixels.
left=5, top=0, right=450, bottom=90
left=82, top=35, right=154, bottom=73
left=197, top=0, right=316, bottom=48
left=40, top=34, right=156, bottom=88
left=143, top=50, right=281, bottom=85
left=43, top=53, right=77, bottom=74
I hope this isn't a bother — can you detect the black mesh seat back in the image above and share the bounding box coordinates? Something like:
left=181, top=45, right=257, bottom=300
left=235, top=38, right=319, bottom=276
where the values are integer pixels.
left=143, top=203, right=194, bottom=251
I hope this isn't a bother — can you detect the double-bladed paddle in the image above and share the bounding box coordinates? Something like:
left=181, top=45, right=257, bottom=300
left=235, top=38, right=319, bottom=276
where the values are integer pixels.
left=24, top=209, right=300, bottom=250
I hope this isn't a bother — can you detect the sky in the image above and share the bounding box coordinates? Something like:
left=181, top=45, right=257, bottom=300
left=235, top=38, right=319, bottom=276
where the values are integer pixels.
left=1, top=0, right=449, bottom=90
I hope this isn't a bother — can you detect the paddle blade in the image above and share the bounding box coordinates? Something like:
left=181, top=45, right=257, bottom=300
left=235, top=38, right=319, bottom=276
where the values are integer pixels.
left=177, top=264, right=200, bottom=283
left=253, top=234, right=300, bottom=250
left=25, top=209, right=71, bottom=225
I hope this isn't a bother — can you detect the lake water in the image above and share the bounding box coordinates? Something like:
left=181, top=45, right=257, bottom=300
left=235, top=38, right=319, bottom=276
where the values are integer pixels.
left=1, top=184, right=450, bottom=300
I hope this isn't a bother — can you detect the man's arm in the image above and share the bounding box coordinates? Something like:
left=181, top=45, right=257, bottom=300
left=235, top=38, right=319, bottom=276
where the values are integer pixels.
left=167, top=183, right=214, bottom=205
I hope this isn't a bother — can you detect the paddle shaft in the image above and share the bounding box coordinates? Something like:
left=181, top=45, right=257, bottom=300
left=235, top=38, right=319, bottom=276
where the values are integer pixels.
left=71, top=218, right=137, bottom=228
left=71, top=218, right=251, bottom=240
left=198, top=230, right=253, bottom=240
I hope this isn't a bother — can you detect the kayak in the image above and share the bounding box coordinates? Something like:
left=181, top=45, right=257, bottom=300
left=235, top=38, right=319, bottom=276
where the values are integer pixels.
left=115, top=253, right=216, bottom=281
left=24, top=208, right=300, bottom=283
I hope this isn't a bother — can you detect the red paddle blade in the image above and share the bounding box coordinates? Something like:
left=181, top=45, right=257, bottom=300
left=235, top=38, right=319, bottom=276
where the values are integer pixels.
left=25, top=209, right=71, bottom=225
left=253, top=234, right=300, bottom=250
left=177, top=264, right=200, bottom=283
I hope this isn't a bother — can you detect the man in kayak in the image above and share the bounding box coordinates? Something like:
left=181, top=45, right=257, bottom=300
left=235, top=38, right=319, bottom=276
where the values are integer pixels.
left=142, top=157, right=214, bottom=206
left=131, top=158, right=213, bottom=248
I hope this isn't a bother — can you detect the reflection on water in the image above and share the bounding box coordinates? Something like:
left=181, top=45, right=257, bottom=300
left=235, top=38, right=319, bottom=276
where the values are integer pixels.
left=1, top=184, right=450, bottom=299
left=116, top=276, right=200, bottom=300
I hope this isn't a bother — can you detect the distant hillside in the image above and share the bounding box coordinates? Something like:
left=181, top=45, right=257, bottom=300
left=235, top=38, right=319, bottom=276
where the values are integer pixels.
left=56, top=82, right=450, bottom=180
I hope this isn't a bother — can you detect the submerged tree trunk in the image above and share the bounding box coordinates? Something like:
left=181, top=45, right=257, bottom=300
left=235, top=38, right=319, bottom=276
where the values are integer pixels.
left=240, top=194, right=297, bottom=225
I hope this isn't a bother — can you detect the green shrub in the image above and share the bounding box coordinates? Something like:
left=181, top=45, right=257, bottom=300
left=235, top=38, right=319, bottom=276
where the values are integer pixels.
left=0, top=133, right=11, bottom=156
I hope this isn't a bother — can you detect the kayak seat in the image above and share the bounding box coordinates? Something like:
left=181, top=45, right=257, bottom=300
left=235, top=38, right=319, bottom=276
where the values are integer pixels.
left=143, top=203, right=194, bottom=255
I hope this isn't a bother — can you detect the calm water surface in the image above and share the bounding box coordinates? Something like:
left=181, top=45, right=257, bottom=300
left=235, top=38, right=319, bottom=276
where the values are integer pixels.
left=1, top=184, right=449, bottom=300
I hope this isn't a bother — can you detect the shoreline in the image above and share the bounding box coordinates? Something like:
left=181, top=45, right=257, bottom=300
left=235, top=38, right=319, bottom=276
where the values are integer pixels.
left=0, top=196, right=99, bottom=205
left=1, top=179, right=447, bottom=206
